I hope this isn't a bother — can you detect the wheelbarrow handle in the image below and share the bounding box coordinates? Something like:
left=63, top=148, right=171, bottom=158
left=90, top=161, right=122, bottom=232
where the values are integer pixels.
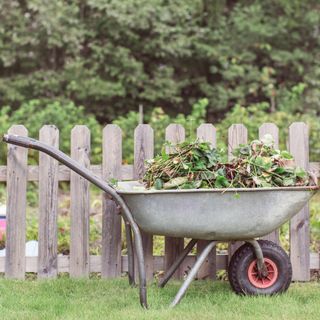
left=2, top=133, right=148, bottom=308
left=3, top=133, right=117, bottom=194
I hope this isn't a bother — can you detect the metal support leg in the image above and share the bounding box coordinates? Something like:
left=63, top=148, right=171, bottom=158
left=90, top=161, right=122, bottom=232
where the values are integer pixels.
left=125, top=223, right=135, bottom=286
left=170, top=241, right=217, bottom=308
left=159, top=239, right=198, bottom=288
left=133, top=229, right=147, bottom=308
left=245, top=240, right=266, bottom=274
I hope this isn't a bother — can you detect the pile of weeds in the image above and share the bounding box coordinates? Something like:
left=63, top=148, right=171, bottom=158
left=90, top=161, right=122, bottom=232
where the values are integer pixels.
left=143, top=135, right=313, bottom=189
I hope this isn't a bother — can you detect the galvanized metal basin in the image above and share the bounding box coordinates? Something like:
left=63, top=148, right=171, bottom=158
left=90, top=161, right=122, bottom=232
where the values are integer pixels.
left=117, top=183, right=318, bottom=241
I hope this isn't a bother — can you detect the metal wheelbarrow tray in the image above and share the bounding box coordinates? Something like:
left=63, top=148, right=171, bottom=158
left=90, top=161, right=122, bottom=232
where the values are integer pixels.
left=3, top=134, right=319, bottom=309
left=118, top=183, right=318, bottom=240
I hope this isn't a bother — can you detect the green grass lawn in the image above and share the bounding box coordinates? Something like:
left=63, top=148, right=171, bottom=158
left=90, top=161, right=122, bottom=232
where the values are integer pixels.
left=0, top=278, right=319, bottom=320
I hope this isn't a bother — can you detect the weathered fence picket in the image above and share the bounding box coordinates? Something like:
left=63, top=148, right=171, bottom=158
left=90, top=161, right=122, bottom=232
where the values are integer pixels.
left=134, top=124, right=154, bottom=281
left=196, top=124, right=217, bottom=279
left=259, top=123, right=280, bottom=244
left=102, top=124, right=122, bottom=278
left=5, top=125, right=28, bottom=279
left=228, top=124, right=248, bottom=259
left=289, top=123, right=310, bottom=281
left=70, top=126, right=90, bottom=277
left=164, top=124, right=185, bottom=279
left=1, top=122, right=319, bottom=281
left=38, top=125, right=59, bottom=278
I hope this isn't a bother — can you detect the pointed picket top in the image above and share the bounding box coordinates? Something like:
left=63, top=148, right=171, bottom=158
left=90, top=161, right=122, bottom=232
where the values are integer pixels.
left=8, top=124, right=28, bottom=136
left=70, top=125, right=91, bottom=165
left=133, top=124, right=154, bottom=281
left=259, top=123, right=280, bottom=244
left=38, top=125, right=59, bottom=279
left=289, top=122, right=309, bottom=167
left=102, top=124, right=122, bottom=278
left=164, top=123, right=185, bottom=279
left=196, top=124, right=217, bottom=279
left=6, top=124, right=28, bottom=279
left=70, top=125, right=90, bottom=278
left=165, top=124, right=185, bottom=154
left=71, top=125, right=90, bottom=139
left=103, top=124, right=122, bottom=180
left=40, top=124, right=58, bottom=133
left=134, top=124, right=154, bottom=158
left=39, top=125, right=59, bottom=148
left=197, top=123, right=216, bottom=148
left=134, top=124, right=154, bottom=180
left=289, top=122, right=310, bottom=281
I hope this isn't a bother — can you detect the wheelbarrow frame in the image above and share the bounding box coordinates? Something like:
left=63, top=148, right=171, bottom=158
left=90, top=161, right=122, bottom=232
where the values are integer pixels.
left=2, top=134, right=317, bottom=308
left=3, top=134, right=149, bottom=305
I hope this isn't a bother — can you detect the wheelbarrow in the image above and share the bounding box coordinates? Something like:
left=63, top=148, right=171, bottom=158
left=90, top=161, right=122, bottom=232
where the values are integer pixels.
left=3, top=134, right=319, bottom=309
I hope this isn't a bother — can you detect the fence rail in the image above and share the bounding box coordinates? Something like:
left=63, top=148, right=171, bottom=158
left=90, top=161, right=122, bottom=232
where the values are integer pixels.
left=2, top=122, right=320, bottom=281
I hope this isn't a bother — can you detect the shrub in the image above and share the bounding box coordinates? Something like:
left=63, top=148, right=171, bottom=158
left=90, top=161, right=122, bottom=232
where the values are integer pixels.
left=113, top=98, right=320, bottom=163
left=0, top=100, right=102, bottom=164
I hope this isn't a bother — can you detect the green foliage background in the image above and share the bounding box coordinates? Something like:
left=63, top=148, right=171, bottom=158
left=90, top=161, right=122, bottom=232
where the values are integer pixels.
left=0, top=100, right=101, bottom=164
left=0, top=0, right=320, bottom=122
left=0, top=0, right=320, bottom=253
left=114, top=96, right=320, bottom=162
left=0, top=96, right=319, bottom=165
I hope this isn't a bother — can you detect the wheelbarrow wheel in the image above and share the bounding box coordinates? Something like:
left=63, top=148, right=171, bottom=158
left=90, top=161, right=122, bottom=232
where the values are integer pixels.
left=228, top=240, right=292, bottom=295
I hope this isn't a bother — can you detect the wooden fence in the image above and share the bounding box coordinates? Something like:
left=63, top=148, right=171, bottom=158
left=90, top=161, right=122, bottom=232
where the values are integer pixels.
left=1, top=123, right=319, bottom=281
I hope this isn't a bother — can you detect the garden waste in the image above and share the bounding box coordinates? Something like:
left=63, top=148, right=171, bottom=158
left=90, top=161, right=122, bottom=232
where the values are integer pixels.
left=143, top=134, right=315, bottom=190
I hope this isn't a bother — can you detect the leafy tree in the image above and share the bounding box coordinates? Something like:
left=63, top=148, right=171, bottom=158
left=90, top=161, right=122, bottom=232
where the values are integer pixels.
left=0, top=1, right=319, bottom=121
left=0, top=100, right=102, bottom=164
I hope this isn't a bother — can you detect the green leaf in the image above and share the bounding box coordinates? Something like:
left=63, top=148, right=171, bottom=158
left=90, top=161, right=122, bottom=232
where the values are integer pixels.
left=200, top=171, right=214, bottom=180
left=280, top=151, right=293, bottom=160
left=216, top=168, right=226, bottom=177
left=214, top=175, right=230, bottom=188
left=283, top=178, right=295, bottom=186
left=154, top=178, right=164, bottom=190
left=180, top=183, right=193, bottom=189
left=273, top=177, right=284, bottom=186
left=260, top=181, right=272, bottom=188
left=295, top=167, right=307, bottom=178
left=194, top=161, right=206, bottom=170
left=274, top=167, right=286, bottom=174
left=193, top=180, right=202, bottom=189
left=163, top=177, right=189, bottom=189
left=239, top=146, right=251, bottom=156
left=254, top=156, right=272, bottom=170
left=161, top=149, right=169, bottom=161
left=180, top=180, right=202, bottom=189
left=109, top=178, right=118, bottom=187
left=200, top=181, right=210, bottom=188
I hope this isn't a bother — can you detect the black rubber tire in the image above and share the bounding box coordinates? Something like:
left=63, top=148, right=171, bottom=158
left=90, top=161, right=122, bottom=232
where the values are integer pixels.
left=228, top=240, right=292, bottom=295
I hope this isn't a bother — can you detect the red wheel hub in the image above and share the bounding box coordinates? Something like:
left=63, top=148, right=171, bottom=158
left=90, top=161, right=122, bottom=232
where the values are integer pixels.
left=248, top=258, right=278, bottom=289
